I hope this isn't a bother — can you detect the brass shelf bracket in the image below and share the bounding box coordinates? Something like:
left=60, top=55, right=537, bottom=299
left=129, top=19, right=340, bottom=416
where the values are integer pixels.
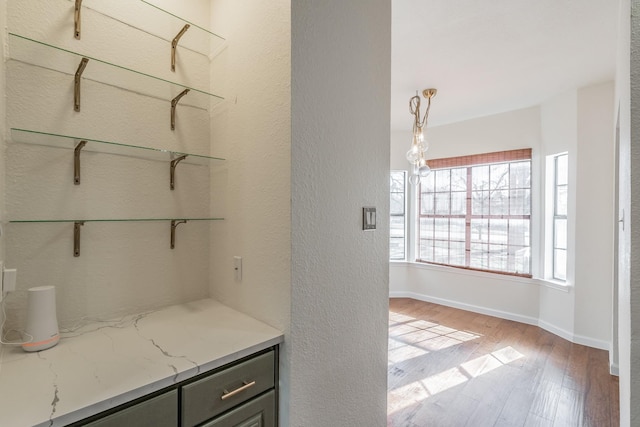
left=74, top=140, right=87, bottom=185
left=170, top=219, right=188, bottom=249
left=171, top=24, right=190, bottom=72
left=74, top=57, right=89, bottom=112
left=170, top=154, right=188, bottom=190
left=74, top=221, right=85, bottom=257
left=170, top=88, right=190, bottom=130
left=74, top=0, right=83, bottom=39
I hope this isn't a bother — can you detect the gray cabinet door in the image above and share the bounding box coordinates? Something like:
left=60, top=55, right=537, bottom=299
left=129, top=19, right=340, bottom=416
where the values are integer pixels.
left=182, top=350, right=275, bottom=426
left=201, top=391, right=275, bottom=427
left=82, top=390, right=177, bottom=427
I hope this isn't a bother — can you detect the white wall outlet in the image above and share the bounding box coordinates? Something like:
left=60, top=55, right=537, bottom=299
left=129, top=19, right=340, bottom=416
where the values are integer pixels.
left=234, top=256, right=242, bottom=282
left=0, top=262, right=17, bottom=302
left=3, top=268, right=17, bottom=293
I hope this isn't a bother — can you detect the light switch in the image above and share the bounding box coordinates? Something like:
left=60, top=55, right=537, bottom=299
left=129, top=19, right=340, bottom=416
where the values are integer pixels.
left=363, top=207, right=376, bottom=230
left=234, top=256, right=242, bottom=281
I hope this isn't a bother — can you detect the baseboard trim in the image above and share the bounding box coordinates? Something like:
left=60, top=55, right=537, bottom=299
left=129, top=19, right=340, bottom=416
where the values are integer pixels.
left=537, top=320, right=609, bottom=350
left=536, top=320, right=575, bottom=345
left=610, top=362, right=620, bottom=376
left=390, top=291, right=610, bottom=351
left=390, top=291, right=539, bottom=326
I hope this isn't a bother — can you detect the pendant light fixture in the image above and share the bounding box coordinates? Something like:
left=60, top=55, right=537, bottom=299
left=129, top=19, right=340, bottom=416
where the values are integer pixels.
left=406, top=88, right=437, bottom=185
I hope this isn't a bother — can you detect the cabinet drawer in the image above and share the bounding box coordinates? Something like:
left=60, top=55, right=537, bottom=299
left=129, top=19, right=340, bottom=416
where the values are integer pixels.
left=182, top=350, right=275, bottom=427
left=82, top=389, right=177, bottom=427
left=201, top=390, right=275, bottom=427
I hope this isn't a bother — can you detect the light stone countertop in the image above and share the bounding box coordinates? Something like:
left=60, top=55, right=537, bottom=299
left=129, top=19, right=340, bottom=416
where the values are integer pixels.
left=0, top=298, right=283, bottom=427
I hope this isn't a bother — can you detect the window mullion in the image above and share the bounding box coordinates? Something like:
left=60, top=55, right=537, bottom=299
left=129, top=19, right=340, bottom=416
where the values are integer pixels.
left=465, top=166, right=472, bottom=267
left=409, top=150, right=532, bottom=277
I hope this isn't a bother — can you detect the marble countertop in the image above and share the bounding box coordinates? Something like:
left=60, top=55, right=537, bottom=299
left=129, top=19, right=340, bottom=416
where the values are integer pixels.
left=0, top=298, right=283, bottom=427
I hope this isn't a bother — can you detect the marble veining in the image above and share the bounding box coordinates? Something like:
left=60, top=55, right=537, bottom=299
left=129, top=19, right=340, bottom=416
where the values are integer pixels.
left=0, top=298, right=283, bottom=427
left=132, top=314, right=201, bottom=382
left=49, top=384, right=59, bottom=427
left=39, top=352, right=60, bottom=427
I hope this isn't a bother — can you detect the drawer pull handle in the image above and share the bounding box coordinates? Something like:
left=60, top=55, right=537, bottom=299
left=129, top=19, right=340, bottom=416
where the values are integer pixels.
left=221, top=381, right=256, bottom=400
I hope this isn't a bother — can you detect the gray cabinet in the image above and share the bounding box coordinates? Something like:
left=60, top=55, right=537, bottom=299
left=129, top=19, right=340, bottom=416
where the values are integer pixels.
left=182, top=351, right=275, bottom=426
left=74, top=347, right=278, bottom=427
left=201, top=391, right=275, bottom=427
left=82, top=390, right=178, bottom=427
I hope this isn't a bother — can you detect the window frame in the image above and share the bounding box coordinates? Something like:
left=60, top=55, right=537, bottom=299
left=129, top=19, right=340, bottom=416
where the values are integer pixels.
left=552, top=153, right=568, bottom=281
left=389, top=170, right=407, bottom=261
left=416, top=149, right=533, bottom=277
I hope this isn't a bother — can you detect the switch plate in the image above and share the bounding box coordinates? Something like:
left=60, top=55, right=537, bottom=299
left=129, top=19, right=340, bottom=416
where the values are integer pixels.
left=0, top=262, right=17, bottom=302
left=233, top=256, right=242, bottom=281
left=3, top=268, right=17, bottom=293
left=363, top=207, right=376, bottom=230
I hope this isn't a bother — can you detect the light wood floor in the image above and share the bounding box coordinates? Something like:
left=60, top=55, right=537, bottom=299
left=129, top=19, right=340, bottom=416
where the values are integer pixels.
left=387, top=298, right=619, bottom=427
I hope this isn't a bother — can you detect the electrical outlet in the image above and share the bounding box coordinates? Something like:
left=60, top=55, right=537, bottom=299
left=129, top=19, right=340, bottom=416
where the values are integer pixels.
left=0, top=262, right=17, bottom=300
left=3, top=269, right=17, bottom=293
left=234, top=256, right=242, bottom=282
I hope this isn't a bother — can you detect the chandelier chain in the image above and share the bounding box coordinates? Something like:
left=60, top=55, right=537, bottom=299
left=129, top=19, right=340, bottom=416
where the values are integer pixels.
left=409, top=94, right=432, bottom=130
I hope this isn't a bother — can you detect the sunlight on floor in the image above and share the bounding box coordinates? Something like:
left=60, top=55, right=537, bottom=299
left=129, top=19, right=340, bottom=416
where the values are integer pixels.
left=388, top=311, right=482, bottom=364
left=388, top=345, right=525, bottom=415
left=388, top=310, right=525, bottom=416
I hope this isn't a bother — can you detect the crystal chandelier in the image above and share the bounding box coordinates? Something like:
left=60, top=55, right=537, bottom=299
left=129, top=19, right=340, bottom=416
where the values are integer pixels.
left=406, top=88, right=437, bottom=185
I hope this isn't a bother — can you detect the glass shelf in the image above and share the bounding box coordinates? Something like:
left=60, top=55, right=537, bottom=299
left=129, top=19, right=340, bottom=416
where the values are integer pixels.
left=7, top=217, right=223, bottom=256
left=139, top=0, right=225, bottom=41
left=8, top=218, right=223, bottom=224
left=11, top=128, right=225, bottom=166
left=77, top=0, right=226, bottom=55
left=8, top=33, right=223, bottom=111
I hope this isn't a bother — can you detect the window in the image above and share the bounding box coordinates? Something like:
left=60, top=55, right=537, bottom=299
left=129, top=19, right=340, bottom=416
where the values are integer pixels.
left=390, top=171, right=407, bottom=260
left=417, top=149, right=532, bottom=276
left=552, top=153, right=568, bottom=281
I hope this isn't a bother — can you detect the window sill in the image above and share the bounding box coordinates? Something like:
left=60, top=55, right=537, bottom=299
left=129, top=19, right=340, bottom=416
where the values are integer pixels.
left=537, top=278, right=572, bottom=292
left=389, top=260, right=572, bottom=292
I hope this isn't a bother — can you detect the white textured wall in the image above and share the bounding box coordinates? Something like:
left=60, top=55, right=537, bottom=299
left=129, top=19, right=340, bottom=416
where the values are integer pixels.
left=617, top=0, right=632, bottom=423
left=574, top=82, right=615, bottom=344
left=0, top=0, right=6, bottom=264
left=424, top=107, right=542, bottom=160
left=391, top=131, right=411, bottom=170
left=395, top=264, right=542, bottom=321
left=207, top=0, right=292, bottom=420
left=208, top=0, right=290, bottom=333
left=539, top=89, right=577, bottom=339
left=2, top=0, right=212, bottom=331
left=291, top=0, right=391, bottom=425
left=620, top=0, right=640, bottom=424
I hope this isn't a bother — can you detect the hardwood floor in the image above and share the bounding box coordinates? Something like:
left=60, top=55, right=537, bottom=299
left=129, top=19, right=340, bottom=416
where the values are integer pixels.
left=387, top=298, right=619, bottom=427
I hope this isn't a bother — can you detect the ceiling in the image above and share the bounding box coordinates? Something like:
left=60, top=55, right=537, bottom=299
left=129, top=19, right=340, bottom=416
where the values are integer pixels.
left=391, top=0, right=620, bottom=130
